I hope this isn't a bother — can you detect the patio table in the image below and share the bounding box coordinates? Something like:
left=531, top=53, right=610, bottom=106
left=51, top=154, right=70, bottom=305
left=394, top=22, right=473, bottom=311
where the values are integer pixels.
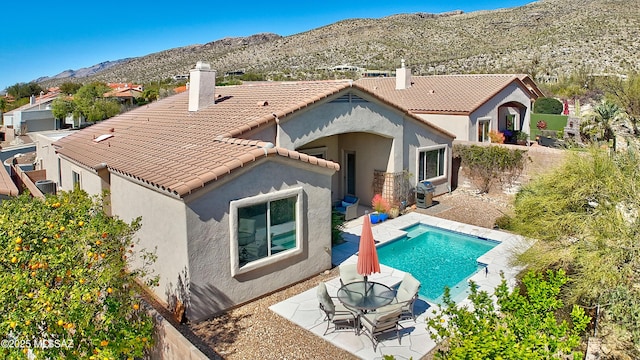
left=337, top=281, right=395, bottom=312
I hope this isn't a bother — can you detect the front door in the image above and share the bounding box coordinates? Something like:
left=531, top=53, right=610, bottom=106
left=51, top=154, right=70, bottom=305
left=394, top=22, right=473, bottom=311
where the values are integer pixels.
left=344, top=151, right=356, bottom=196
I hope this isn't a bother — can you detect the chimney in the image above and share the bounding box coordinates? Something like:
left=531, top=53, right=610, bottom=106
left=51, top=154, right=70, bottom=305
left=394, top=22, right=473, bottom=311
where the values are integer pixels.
left=30, top=95, right=36, bottom=105
left=188, top=61, right=216, bottom=112
left=395, top=59, right=412, bottom=90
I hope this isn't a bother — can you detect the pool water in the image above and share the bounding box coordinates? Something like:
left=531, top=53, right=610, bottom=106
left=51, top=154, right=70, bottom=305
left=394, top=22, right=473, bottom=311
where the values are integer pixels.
left=377, top=224, right=497, bottom=302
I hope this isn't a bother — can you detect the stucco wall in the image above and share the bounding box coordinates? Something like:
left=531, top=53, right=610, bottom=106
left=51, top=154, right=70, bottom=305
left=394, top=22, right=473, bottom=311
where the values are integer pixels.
left=403, top=116, right=454, bottom=196
left=277, top=91, right=452, bottom=199
left=182, top=158, right=333, bottom=321
left=109, top=174, right=190, bottom=311
left=57, top=157, right=103, bottom=195
left=33, top=133, right=61, bottom=184
left=418, top=114, right=470, bottom=141
left=470, top=82, right=532, bottom=140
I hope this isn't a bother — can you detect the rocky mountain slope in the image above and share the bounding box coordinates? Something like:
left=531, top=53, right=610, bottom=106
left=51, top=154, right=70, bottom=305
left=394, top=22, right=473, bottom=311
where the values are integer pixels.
left=36, top=59, right=132, bottom=82
left=40, top=0, right=640, bottom=86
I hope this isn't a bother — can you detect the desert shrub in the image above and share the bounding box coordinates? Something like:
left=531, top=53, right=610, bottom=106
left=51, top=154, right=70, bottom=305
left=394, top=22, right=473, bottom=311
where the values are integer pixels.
left=494, top=214, right=513, bottom=230
left=427, top=270, right=590, bottom=359
left=534, top=97, right=563, bottom=114
left=488, top=130, right=505, bottom=143
left=511, top=147, right=640, bottom=357
left=331, top=211, right=345, bottom=245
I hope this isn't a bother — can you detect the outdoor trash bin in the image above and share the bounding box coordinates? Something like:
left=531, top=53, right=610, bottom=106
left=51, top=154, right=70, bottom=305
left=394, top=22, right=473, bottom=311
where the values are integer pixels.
left=415, top=181, right=435, bottom=208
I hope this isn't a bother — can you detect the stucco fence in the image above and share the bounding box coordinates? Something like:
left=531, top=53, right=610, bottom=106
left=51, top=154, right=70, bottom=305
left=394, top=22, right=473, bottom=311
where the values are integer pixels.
left=452, top=140, right=568, bottom=194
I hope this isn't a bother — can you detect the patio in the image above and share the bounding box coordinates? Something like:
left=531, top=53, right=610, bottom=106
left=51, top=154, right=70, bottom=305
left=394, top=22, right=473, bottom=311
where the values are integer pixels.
left=269, top=212, right=533, bottom=359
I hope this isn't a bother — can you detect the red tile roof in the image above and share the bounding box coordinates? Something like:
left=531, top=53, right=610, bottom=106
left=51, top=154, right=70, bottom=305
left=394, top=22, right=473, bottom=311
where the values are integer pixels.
left=54, top=81, right=351, bottom=197
left=355, top=74, right=532, bottom=114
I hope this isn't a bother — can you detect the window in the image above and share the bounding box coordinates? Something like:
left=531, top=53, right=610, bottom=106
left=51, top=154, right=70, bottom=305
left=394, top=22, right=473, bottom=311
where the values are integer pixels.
left=478, top=118, right=490, bottom=142
left=417, top=146, right=446, bottom=182
left=505, top=114, right=516, bottom=131
left=230, top=188, right=303, bottom=276
left=72, top=171, right=81, bottom=188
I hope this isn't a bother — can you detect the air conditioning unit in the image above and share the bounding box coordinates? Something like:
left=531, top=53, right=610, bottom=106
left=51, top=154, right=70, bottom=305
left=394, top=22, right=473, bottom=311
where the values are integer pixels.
left=35, top=180, right=57, bottom=195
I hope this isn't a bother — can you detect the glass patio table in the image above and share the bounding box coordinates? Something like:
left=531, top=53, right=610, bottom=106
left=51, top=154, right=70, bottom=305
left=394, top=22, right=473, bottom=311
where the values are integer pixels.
left=337, top=281, right=395, bottom=312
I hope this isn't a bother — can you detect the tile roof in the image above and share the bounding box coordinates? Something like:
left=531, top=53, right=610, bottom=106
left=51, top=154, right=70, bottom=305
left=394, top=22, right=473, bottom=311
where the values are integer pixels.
left=54, top=81, right=351, bottom=197
left=4, top=91, right=60, bottom=114
left=355, top=74, right=530, bottom=114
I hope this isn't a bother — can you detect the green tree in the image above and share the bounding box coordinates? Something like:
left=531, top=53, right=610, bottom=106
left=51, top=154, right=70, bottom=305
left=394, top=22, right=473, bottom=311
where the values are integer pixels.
left=59, top=82, right=83, bottom=95
left=454, top=144, right=530, bottom=193
left=510, top=147, right=640, bottom=357
left=534, top=97, right=564, bottom=114
left=604, top=72, right=640, bottom=135
left=51, top=97, right=76, bottom=122
left=6, top=82, right=44, bottom=100
left=0, top=190, right=157, bottom=359
left=0, top=97, right=7, bottom=114
left=427, top=270, right=590, bottom=359
left=74, top=82, right=121, bottom=122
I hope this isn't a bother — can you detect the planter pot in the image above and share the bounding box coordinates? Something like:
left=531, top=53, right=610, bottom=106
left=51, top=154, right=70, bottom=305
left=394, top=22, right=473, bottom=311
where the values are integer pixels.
left=370, top=213, right=388, bottom=224
left=370, top=213, right=380, bottom=224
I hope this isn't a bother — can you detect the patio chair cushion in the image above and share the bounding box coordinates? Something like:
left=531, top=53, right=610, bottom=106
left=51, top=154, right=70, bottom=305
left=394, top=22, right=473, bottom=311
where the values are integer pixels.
left=396, top=273, right=420, bottom=303
left=339, top=263, right=364, bottom=286
left=317, top=282, right=336, bottom=315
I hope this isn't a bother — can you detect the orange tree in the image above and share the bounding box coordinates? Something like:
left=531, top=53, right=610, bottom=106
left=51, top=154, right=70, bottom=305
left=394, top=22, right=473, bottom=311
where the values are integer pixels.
left=0, top=189, right=157, bottom=359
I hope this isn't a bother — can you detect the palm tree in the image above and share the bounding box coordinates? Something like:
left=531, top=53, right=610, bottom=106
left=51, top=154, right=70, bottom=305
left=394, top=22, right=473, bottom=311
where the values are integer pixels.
left=582, top=100, right=624, bottom=150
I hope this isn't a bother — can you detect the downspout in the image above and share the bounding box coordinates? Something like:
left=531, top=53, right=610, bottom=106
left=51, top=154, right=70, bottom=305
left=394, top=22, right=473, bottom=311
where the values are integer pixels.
left=272, top=113, right=280, bottom=147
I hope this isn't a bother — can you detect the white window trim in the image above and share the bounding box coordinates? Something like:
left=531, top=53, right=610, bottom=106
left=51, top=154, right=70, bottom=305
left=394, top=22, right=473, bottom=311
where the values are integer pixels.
left=229, top=187, right=304, bottom=277
left=478, top=117, right=491, bottom=142
left=416, top=144, right=447, bottom=183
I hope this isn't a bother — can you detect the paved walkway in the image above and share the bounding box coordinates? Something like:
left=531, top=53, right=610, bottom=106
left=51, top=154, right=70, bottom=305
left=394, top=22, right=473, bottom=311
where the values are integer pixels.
left=270, top=212, right=532, bottom=359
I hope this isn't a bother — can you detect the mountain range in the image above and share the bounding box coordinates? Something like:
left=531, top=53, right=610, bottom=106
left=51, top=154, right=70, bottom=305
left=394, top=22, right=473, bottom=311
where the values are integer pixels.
left=38, top=0, right=640, bottom=87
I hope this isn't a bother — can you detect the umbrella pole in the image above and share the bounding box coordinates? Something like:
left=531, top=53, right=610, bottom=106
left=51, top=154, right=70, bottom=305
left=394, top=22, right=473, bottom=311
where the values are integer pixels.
left=363, top=275, right=369, bottom=297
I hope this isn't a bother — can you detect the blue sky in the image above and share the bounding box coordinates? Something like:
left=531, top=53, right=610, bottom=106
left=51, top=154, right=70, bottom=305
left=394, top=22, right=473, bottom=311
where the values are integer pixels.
left=1, top=0, right=534, bottom=91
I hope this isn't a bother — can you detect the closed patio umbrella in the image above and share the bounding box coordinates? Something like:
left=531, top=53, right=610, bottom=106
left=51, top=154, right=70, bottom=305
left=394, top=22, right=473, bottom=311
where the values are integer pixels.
left=357, top=213, right=380, bottom=291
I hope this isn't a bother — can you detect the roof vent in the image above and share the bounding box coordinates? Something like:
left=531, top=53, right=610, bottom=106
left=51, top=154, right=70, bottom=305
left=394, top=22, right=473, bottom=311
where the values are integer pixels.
left=94, top=134, right=114, bottom=143
left=257, top=101, right=269, bottom=107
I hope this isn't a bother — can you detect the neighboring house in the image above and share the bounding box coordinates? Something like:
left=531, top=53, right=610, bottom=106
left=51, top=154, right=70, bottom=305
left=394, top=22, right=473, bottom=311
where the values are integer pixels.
left=104, top=88, right=143, bottom=105
left=355, top=62, right=542, bottom=143
left=40, top=61, right=455, bottom=321
left=2, top=91, right=61, bottom=134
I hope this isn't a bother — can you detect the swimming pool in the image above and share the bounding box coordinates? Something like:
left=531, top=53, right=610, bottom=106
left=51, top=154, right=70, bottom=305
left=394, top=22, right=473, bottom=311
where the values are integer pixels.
left=376, top=223, right=498, bottom=302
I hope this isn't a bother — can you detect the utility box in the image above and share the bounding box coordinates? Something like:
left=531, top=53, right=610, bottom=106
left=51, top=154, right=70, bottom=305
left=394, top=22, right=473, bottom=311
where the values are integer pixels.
left=415, top=181, right=435, bottom=208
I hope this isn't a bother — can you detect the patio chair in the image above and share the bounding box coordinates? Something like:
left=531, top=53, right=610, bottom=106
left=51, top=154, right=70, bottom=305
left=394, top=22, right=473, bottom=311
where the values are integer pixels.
left=359, top=307, right=403, bottom=351
left=392, top=272, right=421, bottom=322
left=316, top=282, right=359, bottom=335
left=339, top=263, right=364, bottom=286
left=333, top=195, right=359, bottom=221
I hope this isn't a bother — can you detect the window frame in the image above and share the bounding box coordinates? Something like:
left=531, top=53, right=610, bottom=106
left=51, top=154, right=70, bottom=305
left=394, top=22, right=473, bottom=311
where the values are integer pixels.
left=478, top=117, right=491, bottom=142
left=416, top=145, right=447, bottom=182
left=229, top=187, right=304, bottom=276
left=72, top=170, right=81, bottom=188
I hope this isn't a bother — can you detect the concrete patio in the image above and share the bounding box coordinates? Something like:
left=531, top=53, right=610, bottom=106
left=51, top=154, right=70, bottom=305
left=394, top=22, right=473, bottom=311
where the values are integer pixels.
left=270, top=212, right=533, bottom=359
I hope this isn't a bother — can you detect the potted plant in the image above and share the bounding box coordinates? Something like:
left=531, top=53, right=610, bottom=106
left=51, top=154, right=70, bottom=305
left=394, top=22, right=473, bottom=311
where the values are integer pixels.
left=516, top=131, right=528, bottom=145
left=371, top=194, right=390, bottom=223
